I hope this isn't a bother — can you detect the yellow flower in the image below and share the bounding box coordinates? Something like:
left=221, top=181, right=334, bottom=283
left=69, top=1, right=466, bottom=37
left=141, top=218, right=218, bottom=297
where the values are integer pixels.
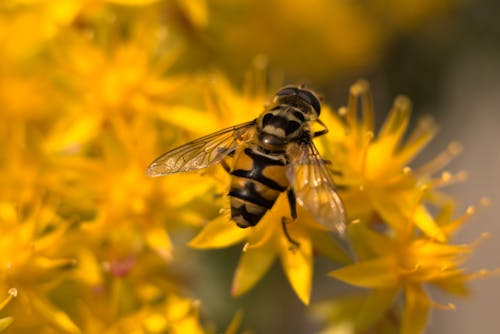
left=0, top=7, right=223, bottom=331
left=77, top=286, right=242, bottom=334
left=40, top=19, right=204, bottom=263
left=322, top=209, right=492, bottom=334
left=312, top=81, right=496, bottom=334
left=320, top=80, right=459, bottom=241
left=0, top=201, right=81, bottom=333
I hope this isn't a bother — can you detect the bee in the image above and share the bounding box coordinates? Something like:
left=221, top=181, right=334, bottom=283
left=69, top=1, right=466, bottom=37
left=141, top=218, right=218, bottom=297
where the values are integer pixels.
left=147, top=85, right=346, bottom=246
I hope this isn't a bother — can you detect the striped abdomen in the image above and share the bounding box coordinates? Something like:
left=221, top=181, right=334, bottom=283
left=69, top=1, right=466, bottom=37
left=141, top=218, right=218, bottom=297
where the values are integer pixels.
left=229, top=146, right=288, bottom=228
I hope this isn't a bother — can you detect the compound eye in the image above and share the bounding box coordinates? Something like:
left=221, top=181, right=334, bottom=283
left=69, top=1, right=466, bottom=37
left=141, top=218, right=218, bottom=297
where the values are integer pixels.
left=276, top=86, right=298, bottom=97
left=298, top=90, right=321, bottom=115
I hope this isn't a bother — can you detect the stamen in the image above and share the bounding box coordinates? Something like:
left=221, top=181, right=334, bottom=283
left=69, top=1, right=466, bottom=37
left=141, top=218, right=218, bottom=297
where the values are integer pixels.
left=431, top=301, right=456, bottom=311
left=432, top=170, right=468, bottom=188
left=416, top=142, right=463, bottom=176
left=350, top=80, right=370, bottom=96
left=467, top=232, right=491, bottom=250
left=338, top=106, right=348, bottom=117
left=468, top=268, right=500, bottom=280
left=360, top=131, right=374, bottom=177
left=480, top=197, right=491, bottom=207
left=242, top=242, right=250, bottom=252
left=0, top=288, right=17, bottom=310
left=403, top=166, right=413, bottom=175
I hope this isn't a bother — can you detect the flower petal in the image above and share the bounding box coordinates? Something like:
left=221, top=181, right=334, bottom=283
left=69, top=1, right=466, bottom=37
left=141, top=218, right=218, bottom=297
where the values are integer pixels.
left=355, top=287, right=399, bottom=332
left=146, top=226, right=173, bottom=261
left=329, top=257, right=399, bottom=288
left=189, top=215, right=247, bottom=249
left=231, top=245, right=277, bottom=297
left=401, top=285, right=431, bottom=334
left=347, top=223, right=394, bottom=260
left=158, top=106, right=220, bottom=135
left=310, top=229, right=352, bottom=264
left=280, top=236, right=313, bottom=305
left=223, top=309, right=244, bottom=334
left=0, top=317, right=14, bottom=332
left=371, top=189, right=418, bottom=235
left=412, top=205, right=446, bottom=242
left=31, top=295, right=80, bottom=333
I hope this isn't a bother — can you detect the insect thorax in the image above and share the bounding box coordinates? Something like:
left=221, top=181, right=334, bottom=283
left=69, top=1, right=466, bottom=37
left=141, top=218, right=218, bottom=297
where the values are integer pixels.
left=256, top=105, right=311, bottom=150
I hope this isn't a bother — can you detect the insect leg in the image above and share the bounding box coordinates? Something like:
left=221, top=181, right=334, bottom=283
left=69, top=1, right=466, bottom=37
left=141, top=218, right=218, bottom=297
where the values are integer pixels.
left=220, top=158, right=231, bottom=173
left=312, top=119, right=329, bottom=137
left=288, top=188, right=297, bottom=220
left=218, top=148, right=236, bottom=174
left=281, top=189, right=300, bottom=249
left=210, top=149, right=235, bottom=199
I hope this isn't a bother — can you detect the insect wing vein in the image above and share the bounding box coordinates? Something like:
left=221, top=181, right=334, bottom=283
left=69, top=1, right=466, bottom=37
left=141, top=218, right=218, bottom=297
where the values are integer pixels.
left=286, top=141, right=346, bottom=235
left=146, top=120, right=256, bottom=176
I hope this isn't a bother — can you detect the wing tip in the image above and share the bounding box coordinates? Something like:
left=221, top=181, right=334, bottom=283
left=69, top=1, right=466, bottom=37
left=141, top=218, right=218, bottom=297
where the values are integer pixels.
left=145, top=165, right=161, bottom=177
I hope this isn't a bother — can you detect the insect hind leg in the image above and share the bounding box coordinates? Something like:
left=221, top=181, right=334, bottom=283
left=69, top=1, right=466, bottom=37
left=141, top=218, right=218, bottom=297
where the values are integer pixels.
left=281, top=189, right=300, bottom=250
left=218, top=148, right=235, bottom=173
left=281, top=217, right=300, bottom=250
left=220, top=158, right=231, bottom=173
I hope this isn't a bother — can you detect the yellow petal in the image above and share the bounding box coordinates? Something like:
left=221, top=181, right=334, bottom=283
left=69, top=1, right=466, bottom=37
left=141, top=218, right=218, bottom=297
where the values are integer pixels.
left=165, top=295, right=205, bottom=334
left=371, top=190, right=417, bottom=235
left=189, top=215, right=248, bottom=249
left=146, top=226, right=173, bottom=261
left=0, top=317, right=14, bottom=332
left=162, top=174, right=216, bottom=207
left=158, top=106, right=220, bottom=135
left=31, top=296, right=80, bottom=333
left=355, top=287, right=399, bottom=332
left=329, top=257, right=399, bottom=288
left=432, top=275, right=469, bottom=297
left=74, top=249, right=102, bottom=286
left=310, top=229, right=352, bottom=264
left=44, top=112, right=102, bottom=153
left=280, top=236, right=313, bottom=305
left=347, top=223, right=394, bottom=260
left=231, top=245, right=277, bottom=297
left=144, top=313, right=168, bottom=332
left=412, top=205, right=446, bottom=242
left=223, top=309, right=244, bottom=334
left=175, top=0, right=208, bottom=29
left=401, top=285, right=431, bottom=334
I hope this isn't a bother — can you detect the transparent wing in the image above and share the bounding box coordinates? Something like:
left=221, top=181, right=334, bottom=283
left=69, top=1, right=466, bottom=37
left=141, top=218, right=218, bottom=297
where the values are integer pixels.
left=146, top=120, right=256, bottom=177
left=286, top=140, right=347, bottom=236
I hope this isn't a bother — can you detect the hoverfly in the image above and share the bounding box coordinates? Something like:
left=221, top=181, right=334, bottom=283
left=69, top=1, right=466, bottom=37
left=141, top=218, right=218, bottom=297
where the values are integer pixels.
left=147, top=85, right=346, bottom=246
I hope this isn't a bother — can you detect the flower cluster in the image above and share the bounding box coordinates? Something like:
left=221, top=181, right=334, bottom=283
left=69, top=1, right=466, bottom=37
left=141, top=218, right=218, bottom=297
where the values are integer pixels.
left=0, top=1, right=493, bottom=334
left=313, top=80, right=495, bottom=334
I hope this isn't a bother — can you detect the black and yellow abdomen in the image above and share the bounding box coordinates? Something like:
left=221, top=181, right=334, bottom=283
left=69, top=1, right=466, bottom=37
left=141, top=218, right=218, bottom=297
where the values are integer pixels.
left=229, top=145, right=288, bottom=228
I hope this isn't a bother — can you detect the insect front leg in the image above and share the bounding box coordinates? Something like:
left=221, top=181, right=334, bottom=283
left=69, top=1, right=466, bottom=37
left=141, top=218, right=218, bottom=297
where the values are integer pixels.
left=312, top=119, right=329, bottom=138
left=281, top=188, right=300, bottom=250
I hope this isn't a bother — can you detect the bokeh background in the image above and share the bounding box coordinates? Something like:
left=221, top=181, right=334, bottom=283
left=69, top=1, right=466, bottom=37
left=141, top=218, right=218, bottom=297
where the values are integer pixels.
left=1, top=0, right=499, bottom=333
